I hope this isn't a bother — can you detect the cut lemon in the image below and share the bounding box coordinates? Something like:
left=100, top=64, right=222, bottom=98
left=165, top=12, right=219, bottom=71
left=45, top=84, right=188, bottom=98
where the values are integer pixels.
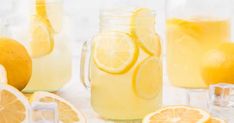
left=211, top=117, right=226, bottom=123
left=143, top=106, right=211, bottom=123
left=133, top=57, right=162, bottom=99
left=30, top=16, right=54, bottom=58
left=131, top=8, right=161, bottom=56
left=0, top=84, right=30, bottom=123
left=30, top=91, right=86, bottom=123
left=93, top=32, right=138, bottom=74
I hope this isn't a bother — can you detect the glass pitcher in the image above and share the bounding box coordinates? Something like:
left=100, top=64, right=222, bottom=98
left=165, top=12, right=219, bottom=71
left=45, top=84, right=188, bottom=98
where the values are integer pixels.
left=166, top=0, right=232, bottom=88
left=81, top=8, right=162, bottom=121
left=11, top=0, right=72, bottom=92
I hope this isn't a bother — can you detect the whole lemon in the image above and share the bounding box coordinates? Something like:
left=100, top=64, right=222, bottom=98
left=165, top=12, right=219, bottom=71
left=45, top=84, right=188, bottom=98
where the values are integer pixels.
left=201, top=42, right=234, bottom=85
left=0, top=38, right=32, bottom=90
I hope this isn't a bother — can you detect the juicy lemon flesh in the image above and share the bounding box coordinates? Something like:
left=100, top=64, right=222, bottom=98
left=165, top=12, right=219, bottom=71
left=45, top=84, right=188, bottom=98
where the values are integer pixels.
left=133, top=57, right=162, bottom=99
left=0, top=38, right=32, bottom=90
left=0, top=90, right=26, bottom=123
left=202, top=42, right=234, bottom=85
left=93, top=32, right=138, bottom=74
left=131, top=8, right=161, bottom=56
left=145, top=106, right=211, bottom=123
left=40, top=97, right=80, bottom=123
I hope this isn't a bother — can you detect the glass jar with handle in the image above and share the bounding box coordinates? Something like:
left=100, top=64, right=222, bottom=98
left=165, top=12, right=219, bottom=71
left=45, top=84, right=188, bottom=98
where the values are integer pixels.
left=80, top=8, right=162, bottom=121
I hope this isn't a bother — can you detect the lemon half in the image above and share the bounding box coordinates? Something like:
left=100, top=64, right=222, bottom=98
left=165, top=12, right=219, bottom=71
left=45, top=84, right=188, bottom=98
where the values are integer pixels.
left=30, top=91, right=86, bottom=123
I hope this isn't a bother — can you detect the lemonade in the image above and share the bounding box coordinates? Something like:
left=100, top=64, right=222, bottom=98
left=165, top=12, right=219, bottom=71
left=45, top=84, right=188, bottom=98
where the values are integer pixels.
left=167, top=18, right=230, bottom=88
left=23, top=0, right=72, bottom=92
left=90, top=8, right=162, bottom=120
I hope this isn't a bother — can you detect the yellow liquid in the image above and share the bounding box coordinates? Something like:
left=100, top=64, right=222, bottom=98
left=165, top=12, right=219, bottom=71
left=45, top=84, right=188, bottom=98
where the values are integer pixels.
left=23, top=36, right=72, bottom=92
left=167, top=18, right=230, bottom=88
left=90, top=45, right=162, bottom=120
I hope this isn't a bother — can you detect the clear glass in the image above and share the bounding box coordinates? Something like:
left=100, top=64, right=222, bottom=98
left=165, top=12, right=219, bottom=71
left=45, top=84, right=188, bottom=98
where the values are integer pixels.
left=81, top=8, right=162, bottom=121
left=166, top=0, right=231, bottom=88
left=10, top=0, right=72, bottom=92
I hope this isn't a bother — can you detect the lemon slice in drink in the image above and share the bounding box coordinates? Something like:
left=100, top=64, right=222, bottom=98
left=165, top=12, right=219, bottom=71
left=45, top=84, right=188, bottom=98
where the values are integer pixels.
left=93, top=32, right=138, bottom=74
left=131, top=8, right=161, bottom=56
left=143, top=106, right=211, bottom=123
left=30, top=91, right=86, bottom=123
left=30, top=16, right=54, bottom=58
left=0, top=84, right=30, bottom=123
left=133, top=57, right=162, bottom=99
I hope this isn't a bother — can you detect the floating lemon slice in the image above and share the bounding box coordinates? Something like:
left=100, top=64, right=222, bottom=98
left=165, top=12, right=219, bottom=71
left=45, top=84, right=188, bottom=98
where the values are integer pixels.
left=133, top=57, right=162, bottom=99
left=131, top=8, right=161, bottom=56
left=0, top=84, right=30, bottom=123
left=30, top=91, right=86, bottom=123
left=143, top=106, right=211, bottom=123
left=93, top=32, right=138, bottom=74
left=30, top=16, right=54, bottom=58
left=211, top=117, right=226, bottom=123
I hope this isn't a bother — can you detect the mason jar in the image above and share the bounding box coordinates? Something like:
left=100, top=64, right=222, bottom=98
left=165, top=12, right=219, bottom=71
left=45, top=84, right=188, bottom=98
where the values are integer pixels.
left=80, top=8, right=162, bottom=121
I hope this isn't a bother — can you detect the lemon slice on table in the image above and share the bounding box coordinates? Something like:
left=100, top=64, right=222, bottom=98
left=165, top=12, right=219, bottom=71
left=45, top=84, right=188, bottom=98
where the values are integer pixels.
left=133, top=57, right=162, bottom=99
left=143, top=105, right=211, bottom=123
left=131, top=8, right=161, bottom=56
left=0, top=84, right=30, bottom=123
left=30, top=91, right=86, bottom=123
left=30, top=16, right=54, bottom=58
left=211, top=117, right=226, bottom=123
left=93, top=31, right=138, bottom=74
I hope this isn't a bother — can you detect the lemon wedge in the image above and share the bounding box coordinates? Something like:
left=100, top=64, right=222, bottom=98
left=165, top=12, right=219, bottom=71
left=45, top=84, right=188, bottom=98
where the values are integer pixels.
left=143, top=106, right=211, bottom=123
left=133, top=57, right=162, bottom=99
left=0, top=84, right=30, bottom=123
left=131, top=8, right=161, bottom=56
left=30, top=91, right=86, bottom=123
left=93, top=32, right=138, bottom=74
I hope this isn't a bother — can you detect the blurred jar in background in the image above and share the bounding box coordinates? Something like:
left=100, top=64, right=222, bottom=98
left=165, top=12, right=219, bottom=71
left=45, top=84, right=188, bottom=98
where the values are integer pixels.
left=166, top=0, right=231, bottom=88
left=12, top=0, right=72, bottom=92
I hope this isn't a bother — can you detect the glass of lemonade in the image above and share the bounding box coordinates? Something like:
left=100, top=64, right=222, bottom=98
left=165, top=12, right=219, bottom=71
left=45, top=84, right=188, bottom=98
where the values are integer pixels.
left=13, top=0, right=72, bottom=92
left=80, top=8, right=162, bottom=121
left=166, top=0, right=231, bottom=88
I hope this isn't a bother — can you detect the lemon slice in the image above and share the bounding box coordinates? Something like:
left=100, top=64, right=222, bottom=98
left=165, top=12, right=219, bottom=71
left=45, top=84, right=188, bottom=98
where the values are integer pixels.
left=30, top=16, right=54, bottom=58
left=211, top=117, right=226, bottom=123
left=0, top=84, right=30, bottom=123
left=131, top=8, right=161, bottom=56
left=143, top=106, right=211, bottom=123
left=30, top=91, right=86, bottom=123
left=133, top=57, right=162, bottom=99
left=93, top=32, right=138, bottom=74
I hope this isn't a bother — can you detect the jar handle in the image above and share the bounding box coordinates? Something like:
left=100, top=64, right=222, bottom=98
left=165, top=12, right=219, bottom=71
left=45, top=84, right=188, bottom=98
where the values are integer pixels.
left=80, top=41, right=91, bottom=89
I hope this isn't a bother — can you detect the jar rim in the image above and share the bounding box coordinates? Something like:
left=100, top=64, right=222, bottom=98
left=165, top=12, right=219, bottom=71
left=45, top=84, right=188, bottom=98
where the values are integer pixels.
left=100, top=8, right=156, bottom=18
